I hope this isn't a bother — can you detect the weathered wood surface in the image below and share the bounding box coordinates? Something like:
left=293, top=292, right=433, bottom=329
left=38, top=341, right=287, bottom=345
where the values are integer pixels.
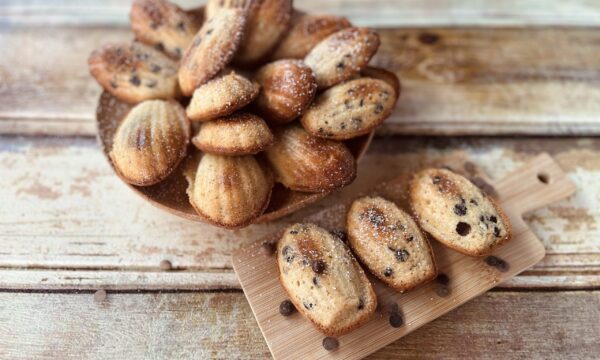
left=3, top=26, right=600, bottom=136
left=3, top=0, right=600, bottom=27
left=0, top=291, right=598, bottom=359
left=1, top=136, right=598, bottom=290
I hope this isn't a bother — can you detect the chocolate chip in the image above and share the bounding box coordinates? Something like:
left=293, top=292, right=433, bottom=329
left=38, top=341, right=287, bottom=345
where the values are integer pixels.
left=93, top=289, right=107, bottom=303
left=150, top=64, right=162, bottom=73
left=340, top=122, right=346, bottom=129
left=494, top=226, right=501, bottom=237
left=456, top=222, right=471, bottom=236
left=312, top=277, right=320, bottom=287
left=357, top=298, right=364, bottom=310
left=389, top=313, right=403, bottom=328
left=289, top=230, right=298, bottom=235
left=454, top=203, right=467, bottom=216
left=359, top=99, right=364, bottom=107
left=407, top=235, right=414, bottom=242
left=479, top=215, right=485, bottom=222
left=344, top=100, right=352, bottom=109
left=146, top=80, right=158, bottom=88
left=109, top=80, right=118, bottom=89
left=206, top=29, right=214, bottom=35
left=282, top=246, right=294, bottom=263
left=432, top=176, right=441, bottom=184
left=279, top=300, right=296, bottom=316
left=260, top=242, right=275, bottom=256
left=395, top=249, right=410, bottom=262
left=436, top=273, right=450, bottom=285
left=159, top=259, right=172, bottom=270
left=303, top=301, right=314, bottom=310
left=330, top=229, right=347, bottom=243
left=489, top=215, right=498, bottom=223
left=436, top=285, right=450, bottom=297
left=312, top=259, right=326, bottom=274
left=470, top=199, right=478, bottom=206
left=384, top=267, right=393, bottom=277
left=322, top=337, right=339, bottom=351
left=129, top=75, right=141, bottom=86
left=177, top=21, right=186, bottom=32
left=174, top=47, right=182, bottom=57
left=419, top=32, right=440, bottom=45
left=336, top=61, right=345, bottom=69
left=374, top=103, right=384, bottom=114
left=154, top=42, right=165, bottom=52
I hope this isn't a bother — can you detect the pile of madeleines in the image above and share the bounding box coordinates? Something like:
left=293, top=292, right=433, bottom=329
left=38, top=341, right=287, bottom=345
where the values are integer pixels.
left=88, top=0, right=400, bottom=228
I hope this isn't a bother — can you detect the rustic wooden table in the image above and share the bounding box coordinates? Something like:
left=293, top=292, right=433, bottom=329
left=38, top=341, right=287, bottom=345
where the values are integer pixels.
left=1, top=1, right=599, bottom=359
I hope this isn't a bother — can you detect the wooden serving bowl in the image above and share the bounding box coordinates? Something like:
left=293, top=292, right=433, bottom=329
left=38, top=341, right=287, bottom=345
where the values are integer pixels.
left=95, top=91, right=374, bottom=224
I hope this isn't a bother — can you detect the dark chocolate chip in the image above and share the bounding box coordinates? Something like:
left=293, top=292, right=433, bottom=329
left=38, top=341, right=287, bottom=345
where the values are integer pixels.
left=489, top=215, right=498, bottom=223
left=494, top=226, right=501, bottom=237
left=206, top=29, right=214, bottom=35
left=336, top=61, right=345, bottom=69
left=359, top=99, right=364, bottom=107
left=384, top=267, right=393, bottom=277
left=454, top=203, right=468, bottom=216
left=374, top=103, right=384, bottom=114
left=432, top=176, right=441, bottom=184
left=129, top=75, right=141, bottom=86
left=389, top=313, right=403, bottom=328
left=260, top=242, right=275, bottom=256
left=436, top=273, right=450, bottom=285
left=289, top=230, right=298, bottom=235
left=395, top=249, right=410, bottom=262
left=312, top=259, right=326, bottom=274
left=418, top=32, right=440, bottom=45
left=279, top=300, right=296, bottom=316
left=456, top=222, right=471, bottom=236
left=303, top=301, right=314, bottom=310
left=109, top=80, right=118, bottom=89
left=177, top=21, right=186, bottom=32
left=470, top=199, right=478, bottom=206
left=407, top=235, right=414, bottom=242
left=150, top=64, right=162, bottom=73
left=480, top=215, right=485, bottom=222
left=357, top=298, right=364, bottom=310
left=436, top=285, right=450, bottom=297
left=344, top=100, right=352, bottom=109
left=312, top=277, right=320, bottom=287
left=322, top=337, right=339, bottom=351
left=154, top=42, right=165, bottom=52
left=282, top=246, right=294, bottom=263
left=330, top=229, right=347, bottom=243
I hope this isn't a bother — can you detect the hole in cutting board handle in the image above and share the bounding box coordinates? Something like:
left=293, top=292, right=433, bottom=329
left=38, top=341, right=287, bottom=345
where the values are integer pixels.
left=537, top=172, right=550, bottom=184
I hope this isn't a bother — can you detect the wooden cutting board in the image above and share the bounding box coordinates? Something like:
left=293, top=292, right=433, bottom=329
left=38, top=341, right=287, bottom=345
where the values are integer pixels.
left=232, top=153, right=576, bottom=360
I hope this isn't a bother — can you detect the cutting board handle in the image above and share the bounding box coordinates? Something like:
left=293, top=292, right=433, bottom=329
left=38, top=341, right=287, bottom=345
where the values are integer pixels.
left=496, top=153, right=576, bottom=216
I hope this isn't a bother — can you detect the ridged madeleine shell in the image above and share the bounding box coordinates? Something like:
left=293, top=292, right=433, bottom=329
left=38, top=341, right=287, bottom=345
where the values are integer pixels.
left=265, top=125, right=356, bottom=192
left=192, top=113, right=273, bottom=155
left=185, top=153, right=273, bottom=228
left=109, top=99, right=191, bottom=186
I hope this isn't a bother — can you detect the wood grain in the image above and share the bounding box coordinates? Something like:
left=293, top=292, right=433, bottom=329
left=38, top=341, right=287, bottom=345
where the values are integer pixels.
left=4, top=0, right=600, bottom=27
left=0, top=291, right=598, bottom=359
left=233, top=154, right=575, bottom=359
left=3, top=26, right=600, bottom=136
left=1, top=136, right=598, bottom=290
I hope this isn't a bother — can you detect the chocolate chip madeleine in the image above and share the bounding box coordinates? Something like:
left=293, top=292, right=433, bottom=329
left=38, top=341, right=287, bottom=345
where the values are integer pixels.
left=277, top=223, right=377, bottom=336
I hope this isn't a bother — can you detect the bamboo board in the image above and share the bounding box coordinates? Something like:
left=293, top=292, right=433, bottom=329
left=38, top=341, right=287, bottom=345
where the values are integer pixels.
left=232, top=153, right=576, bottom=360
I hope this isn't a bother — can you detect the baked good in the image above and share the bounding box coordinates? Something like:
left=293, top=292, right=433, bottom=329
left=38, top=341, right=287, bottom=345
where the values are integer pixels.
left=265, top=125, right=356, bottom=192
left=301, top=77, right=395, bottom=140
left=109, top=99, right=190, bottom=186
left=271, top=11, right=352, bottom=60
left=346, top=196, right=437, bottom=292
left=191, top=113, right=274, bottom=155
left=253, top=59, right=317, bottom=125
left=88, top=42, right=180, bottom=104
left=233, top=0, right=293, bottom=66
left=130, top=0, right=202, bottom=59
left=178, top=8, right=246, bottom=95
left=205, top=0, right=253, bottom=18
left=277, top=223, right=377, bottom=336
left=304, top=27, right=380, bottom=89
left=409, top=168, right=512, bottom=256
left=186, top=72, right=259, bottom=122
left=185, top=153, right=273, bottom=228
left=362, top=66, right=401, bottom=106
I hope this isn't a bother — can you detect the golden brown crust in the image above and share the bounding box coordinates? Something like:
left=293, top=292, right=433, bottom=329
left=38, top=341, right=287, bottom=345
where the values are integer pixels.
left=304, top=27, right=380, bottom=89
left=178, top=8, right=247, bottom=96
left=253, top=59, right=317, bottom=125
left=184, top=153, right=273, bottom=228
left=191, top=113, right=274, bottom=155
left=186, top=72, right=260, bottom=122
left=271, top=11, right=352, bottom=60
left=233, top=0, right=293, bottom=67
left=301, top=78, right=395, bottom=140
left=362, top=66, right=401, bottom=106
left=130, top=0, right=202, bottom=59
left=409, top=168, right=513, bottom=257
left=265, top=125, right=357, bottom=192
left=88, top=42, right=180, bottom=104
left=276, top=223, right=377, bottom=336
left=109, top=99, right=190, bottom=186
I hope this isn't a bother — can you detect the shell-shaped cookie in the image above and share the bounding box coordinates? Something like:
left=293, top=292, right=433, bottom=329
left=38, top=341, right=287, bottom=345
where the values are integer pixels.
left=192, top=113, right=274, bottom=155
left=362, top=66, right=401, bottom=105
left=271, top=12, right=352, bottom=60
left=254, top=60, right=317, bottom=124
left=109, top=99, right=190, bottom=186
left=205, top=0, right=254, bottom=19
left=347, top=196, right=437, bottom=292
left=178, top=8, right=246, bottom=96
left=304, top=27, right=380, bottom=89
left=130, top=0, right=202, bottom=59
left=409, top=168, right=512, bottom=257
left=185, top=153, right=273, bottom=228
left=186, top=72, right=259, bottom=122
left=301, top=78, right=395, bottom=140
left=277, top=223, right=377, bottom=336
left=88, top=42, right=180, bottom=104
left=265, top=125, right=356, bottom=192
left=233, top=0, right=293, bottom=66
